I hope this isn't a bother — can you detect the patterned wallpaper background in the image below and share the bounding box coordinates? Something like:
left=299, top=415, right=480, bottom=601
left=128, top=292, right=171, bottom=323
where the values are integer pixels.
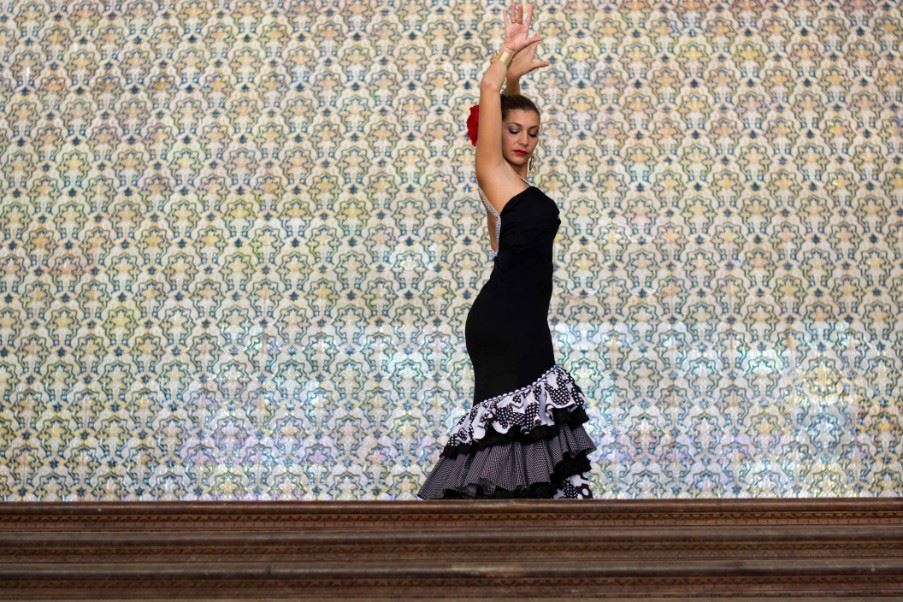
left=0, top=0, right=901, bottom=500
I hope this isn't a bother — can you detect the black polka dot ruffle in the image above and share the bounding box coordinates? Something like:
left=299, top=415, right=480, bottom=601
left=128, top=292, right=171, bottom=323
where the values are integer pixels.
left=418, top=364, right=596, bottom=499
left=442, top=364, right=591, bottom=456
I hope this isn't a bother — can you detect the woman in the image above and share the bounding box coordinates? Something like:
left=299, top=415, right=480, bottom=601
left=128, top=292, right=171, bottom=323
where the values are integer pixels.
left=418, top=1, right=596, bottom=499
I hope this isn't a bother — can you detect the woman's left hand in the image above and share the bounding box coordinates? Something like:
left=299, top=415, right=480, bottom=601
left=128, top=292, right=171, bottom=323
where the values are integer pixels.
left=508, top=39, right=551, bottom=80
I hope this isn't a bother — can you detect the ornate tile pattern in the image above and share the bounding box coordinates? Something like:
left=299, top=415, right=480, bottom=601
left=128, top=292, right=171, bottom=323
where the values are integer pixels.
left=0, top=1, right=900, bottom=499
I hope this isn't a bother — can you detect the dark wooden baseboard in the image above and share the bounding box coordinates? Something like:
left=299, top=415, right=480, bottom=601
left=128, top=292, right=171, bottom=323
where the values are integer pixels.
left=1, top=498, right=902, bottom=599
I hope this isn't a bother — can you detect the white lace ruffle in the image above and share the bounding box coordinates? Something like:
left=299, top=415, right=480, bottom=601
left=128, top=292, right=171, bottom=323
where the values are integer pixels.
left=444, top=364, right=589, bottom=450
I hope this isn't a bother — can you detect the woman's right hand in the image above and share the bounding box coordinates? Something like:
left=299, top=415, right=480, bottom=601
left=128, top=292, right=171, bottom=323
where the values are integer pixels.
left=501, top=1, right=542, bottom=54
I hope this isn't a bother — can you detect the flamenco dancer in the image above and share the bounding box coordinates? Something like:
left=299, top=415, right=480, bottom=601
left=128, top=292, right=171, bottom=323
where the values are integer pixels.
left=418, top=1, right=596, bottom=499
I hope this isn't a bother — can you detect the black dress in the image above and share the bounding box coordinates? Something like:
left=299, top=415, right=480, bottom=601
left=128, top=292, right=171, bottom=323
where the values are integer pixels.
left=418, top=179, right=596, bottom=499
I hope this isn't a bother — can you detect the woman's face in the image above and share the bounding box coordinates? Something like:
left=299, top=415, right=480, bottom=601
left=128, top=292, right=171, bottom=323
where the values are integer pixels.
left=501, top=108, right=540, bottom=168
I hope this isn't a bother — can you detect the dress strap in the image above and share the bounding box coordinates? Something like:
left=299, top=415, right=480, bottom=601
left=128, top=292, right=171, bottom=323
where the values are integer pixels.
left=480, top=177, right=529, bottom=260
left=477, top=187, right=500, bottom=218
left=478, top=178, right=531, bottom=213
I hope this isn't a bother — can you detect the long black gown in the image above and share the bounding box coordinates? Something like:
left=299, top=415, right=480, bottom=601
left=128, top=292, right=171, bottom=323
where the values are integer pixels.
left=417, top=178, right=596, bottom=499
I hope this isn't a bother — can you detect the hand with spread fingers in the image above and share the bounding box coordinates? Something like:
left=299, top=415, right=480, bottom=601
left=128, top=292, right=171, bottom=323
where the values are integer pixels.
left=508, top=38, right=551, bottom=81
left=500, top=1, right=542, bottom=54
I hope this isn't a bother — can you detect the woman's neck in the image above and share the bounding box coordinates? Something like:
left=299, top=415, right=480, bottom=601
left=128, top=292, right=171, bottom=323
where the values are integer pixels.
left=508, top=162, right=529, bottom=181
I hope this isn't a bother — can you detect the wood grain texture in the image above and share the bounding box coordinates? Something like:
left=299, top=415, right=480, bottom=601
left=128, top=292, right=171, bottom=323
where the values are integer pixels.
left=1, top=498, right=901, bottom=598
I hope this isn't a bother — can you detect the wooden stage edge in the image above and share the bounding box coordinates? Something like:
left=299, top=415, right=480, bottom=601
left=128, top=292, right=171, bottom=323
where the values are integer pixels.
left=1, top=498, right=902, bottom=599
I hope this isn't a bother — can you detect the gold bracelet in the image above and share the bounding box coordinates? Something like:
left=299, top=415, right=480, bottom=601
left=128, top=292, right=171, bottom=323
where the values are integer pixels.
left=492, top=47, right=514, bottom=67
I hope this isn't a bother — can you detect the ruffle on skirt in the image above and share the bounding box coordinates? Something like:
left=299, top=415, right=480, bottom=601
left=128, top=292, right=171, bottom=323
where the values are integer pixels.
left=418, top=364, right=596, bottom=499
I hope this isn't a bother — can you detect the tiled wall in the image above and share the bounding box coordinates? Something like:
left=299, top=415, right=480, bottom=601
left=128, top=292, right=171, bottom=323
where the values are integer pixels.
left=0, top=0, right=900, bottom=499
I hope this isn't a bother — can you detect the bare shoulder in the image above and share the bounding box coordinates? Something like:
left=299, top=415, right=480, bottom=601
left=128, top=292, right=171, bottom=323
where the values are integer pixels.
left=476, top=163, right=529, bottom=215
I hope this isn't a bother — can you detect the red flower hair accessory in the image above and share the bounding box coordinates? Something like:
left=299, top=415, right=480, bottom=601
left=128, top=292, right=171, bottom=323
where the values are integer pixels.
left=466, top=103, right=479, bottom=146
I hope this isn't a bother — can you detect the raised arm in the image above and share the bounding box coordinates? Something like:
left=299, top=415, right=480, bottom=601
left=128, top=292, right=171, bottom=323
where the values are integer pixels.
left=474, top=2, right=542, bottom=211
left=505, top=77, right=520, bottom=96
left=505, top=39, right=546, bottom=96
left=474, top=52, right=514, bottom=187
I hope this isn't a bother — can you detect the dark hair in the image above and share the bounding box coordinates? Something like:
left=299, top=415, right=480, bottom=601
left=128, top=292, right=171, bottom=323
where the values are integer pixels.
left=500, top=93, right=540, bottom=121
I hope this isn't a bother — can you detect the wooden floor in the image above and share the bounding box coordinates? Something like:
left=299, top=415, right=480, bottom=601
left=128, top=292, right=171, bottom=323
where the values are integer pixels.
left=1, top=498, right=902, bottom=599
